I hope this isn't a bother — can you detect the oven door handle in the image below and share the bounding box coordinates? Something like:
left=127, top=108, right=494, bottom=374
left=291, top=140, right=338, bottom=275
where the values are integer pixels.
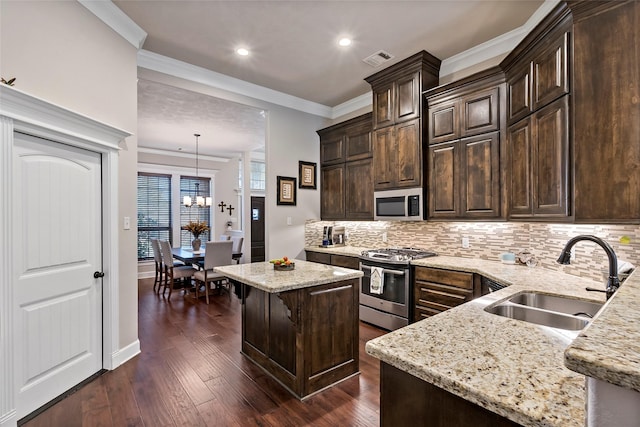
left=360, top=265, right=406, bottom=276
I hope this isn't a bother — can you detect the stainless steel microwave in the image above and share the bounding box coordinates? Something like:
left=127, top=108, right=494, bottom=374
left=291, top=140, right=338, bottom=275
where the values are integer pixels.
left=374, top=188, right=423, bottom=221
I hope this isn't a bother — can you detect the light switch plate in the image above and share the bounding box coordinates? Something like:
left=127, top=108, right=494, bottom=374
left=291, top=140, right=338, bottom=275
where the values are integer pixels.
left=286, top=216, right=292, bottom=226
left=462, top=237, right=470, bottom=248
left=124, top=216, right=130, bottom=230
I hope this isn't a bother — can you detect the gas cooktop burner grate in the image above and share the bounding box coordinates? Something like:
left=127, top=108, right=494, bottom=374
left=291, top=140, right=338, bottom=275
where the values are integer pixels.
left=360, top=247, right=437, bottom=263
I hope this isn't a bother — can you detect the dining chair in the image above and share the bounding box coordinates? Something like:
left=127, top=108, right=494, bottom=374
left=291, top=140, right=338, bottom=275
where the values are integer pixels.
left=230, top=236, right=244, bottom=264
left=159, top=240, right=197, bottom=300
left=151, top=238, right=164, bottom=293
left=194, top=240, right=233, bottom=304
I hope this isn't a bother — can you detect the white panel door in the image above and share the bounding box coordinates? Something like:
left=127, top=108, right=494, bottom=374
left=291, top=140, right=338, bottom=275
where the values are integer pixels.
left=12, top=133, right=103, bottom=419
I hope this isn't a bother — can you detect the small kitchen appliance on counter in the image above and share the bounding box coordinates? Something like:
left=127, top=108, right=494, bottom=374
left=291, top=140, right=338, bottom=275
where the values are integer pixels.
left=332, top=226, right=346, bottom=246
left=359, top=247, right=437, bottom=330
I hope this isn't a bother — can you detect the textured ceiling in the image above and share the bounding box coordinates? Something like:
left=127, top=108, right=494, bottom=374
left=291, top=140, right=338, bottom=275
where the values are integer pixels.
left=137, top=79, right=265, bottom=157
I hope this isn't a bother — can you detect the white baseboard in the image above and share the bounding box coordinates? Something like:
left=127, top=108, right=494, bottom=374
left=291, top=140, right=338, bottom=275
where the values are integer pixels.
left=110, top=339, right=141, bottom=369
left=0, top=410, right=17, bottom=427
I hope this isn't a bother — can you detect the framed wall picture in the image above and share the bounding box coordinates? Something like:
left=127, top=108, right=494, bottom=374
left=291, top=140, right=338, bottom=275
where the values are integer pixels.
left=298, top=161, right=317, bottom=189
left=277, top=176, right=297, bottom=205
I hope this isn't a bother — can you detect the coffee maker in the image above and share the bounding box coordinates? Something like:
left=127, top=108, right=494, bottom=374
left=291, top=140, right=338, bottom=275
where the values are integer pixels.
left=332, top=226, right=346, bottom=246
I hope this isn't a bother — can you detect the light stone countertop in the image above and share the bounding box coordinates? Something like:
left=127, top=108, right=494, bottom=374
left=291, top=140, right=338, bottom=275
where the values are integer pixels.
left=214, top=260, right=363, bottom=293
left=564, top=270, right=640, bottom=392
left=366, top=256, right=609, bottom=427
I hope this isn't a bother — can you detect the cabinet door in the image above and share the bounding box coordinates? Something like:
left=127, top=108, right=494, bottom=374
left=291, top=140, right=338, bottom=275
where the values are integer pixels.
left=345, top=158, right=374, bottom=220
left=428, top=99, right=459, bottom=144
left=395, top=119, right=422, bottom=188
left=396, top=71, right=421, bottom=123
left=320, top=134, right=344, bottom=165
left=372, top=83, right=395, bottom=129
left=460, top=132, right=501, bottom=218
left=507, top=62, right=533, bottom=125
left=533, top=32, right=570, bottom=112
left=428, top=142, right=458, bottom=218
left=507, top=117, right=533, bottom=218
left=533, top=95, right=569, bottom=217
left=373, top=126, right=395, bottom=190
left=460, top=87, right=500, bottom=138
left=320, top=164, right=345, bottom=219
left=345, top=123, right=372, bottom=161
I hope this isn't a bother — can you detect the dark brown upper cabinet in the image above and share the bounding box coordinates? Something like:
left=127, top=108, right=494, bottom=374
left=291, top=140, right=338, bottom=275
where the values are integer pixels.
left=318, top=113, right=374, bottom=220
left=504, top=9, right=571, bottom=126
left=569, top=0, right=640, bottom=223
left=425, top=68, right=506, bottom=220
left=501, top=3, right=573, bottom=221
left=507, top=96, right=570, bottom=219
left=366, top=52, right=441, bottom=192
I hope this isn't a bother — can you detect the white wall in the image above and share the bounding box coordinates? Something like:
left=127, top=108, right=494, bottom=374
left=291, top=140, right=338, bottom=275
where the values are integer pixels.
left=0, top=1, right=139, bottom=350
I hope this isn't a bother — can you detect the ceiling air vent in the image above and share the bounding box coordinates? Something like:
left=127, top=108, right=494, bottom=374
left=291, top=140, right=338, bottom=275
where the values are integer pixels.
left=363, top=50, right=395, bottom=67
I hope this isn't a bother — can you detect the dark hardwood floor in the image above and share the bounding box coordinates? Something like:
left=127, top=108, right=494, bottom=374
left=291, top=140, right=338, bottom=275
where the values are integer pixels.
left=22, top=278, right=386, bottom=426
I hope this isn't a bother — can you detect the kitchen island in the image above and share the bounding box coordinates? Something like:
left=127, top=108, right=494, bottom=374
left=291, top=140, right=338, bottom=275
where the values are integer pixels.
left=214, top=260, right=363, bottom=399
left=365, top=256, right=610, bottom=427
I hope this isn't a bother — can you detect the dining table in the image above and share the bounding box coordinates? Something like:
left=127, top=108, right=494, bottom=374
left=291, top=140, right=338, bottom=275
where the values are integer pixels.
left=171, top=247, right=205, bottom=264
left=172, top=246, right=242, bottom=265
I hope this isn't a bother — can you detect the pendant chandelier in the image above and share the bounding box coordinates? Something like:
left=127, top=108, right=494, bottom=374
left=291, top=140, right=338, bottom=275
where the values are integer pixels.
left=183, top=133, right=212, bottom=208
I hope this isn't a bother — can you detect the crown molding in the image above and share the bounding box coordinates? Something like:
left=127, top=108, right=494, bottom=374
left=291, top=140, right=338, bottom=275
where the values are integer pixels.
left=138, top=146, right=231, bottom=163
left=331, top=93, right=372, bottom=119
left=78, top=0, right=147, bottom=49
left=138, top=50, right=334, bottom=119
left=439, top=0, right=560, bottom=79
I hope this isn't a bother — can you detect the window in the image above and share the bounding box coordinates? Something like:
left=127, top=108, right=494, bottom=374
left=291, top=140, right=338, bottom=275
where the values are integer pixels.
left=180, top=176, right=211, bottom=246
left=250, top=161, right=265, bottom=191
left=137, top=173, right=171, bottom=260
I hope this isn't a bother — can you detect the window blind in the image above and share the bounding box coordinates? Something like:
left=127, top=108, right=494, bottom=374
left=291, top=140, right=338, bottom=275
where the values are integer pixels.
left=180, top=175, right=211, bottom=247
left=137, top=173, right=171, bottom=260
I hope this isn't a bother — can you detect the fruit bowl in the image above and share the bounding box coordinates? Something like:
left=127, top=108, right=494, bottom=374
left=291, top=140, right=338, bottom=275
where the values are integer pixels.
left=273, top=262, right=295, bottom=271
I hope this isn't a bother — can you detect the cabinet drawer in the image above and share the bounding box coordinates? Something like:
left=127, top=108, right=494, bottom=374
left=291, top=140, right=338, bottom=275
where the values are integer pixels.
left=330, top=254, right=360, bottom=269
left=415, top=282, right=472, bottom=309
left=306, top=251, right=331, bottom=265
left=414, top=267, right=473, bottom=290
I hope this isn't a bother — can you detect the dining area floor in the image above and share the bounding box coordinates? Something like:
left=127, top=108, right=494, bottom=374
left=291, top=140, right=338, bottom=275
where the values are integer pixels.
left=21, top=278, right=386, bottom=426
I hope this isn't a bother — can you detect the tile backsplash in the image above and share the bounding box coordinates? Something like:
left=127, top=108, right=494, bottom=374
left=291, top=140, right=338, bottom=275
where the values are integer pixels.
left=305, top=220, right=640, bottom=283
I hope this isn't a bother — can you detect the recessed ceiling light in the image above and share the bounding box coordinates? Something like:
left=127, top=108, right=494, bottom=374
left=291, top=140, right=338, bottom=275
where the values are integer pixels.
left=338, top=38, right=352, bottom=47
left=236, top=48, right=249, bottom=56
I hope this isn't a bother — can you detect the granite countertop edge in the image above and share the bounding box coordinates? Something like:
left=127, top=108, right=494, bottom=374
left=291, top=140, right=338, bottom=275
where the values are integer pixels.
left=215, top=260, right=363, bottom=293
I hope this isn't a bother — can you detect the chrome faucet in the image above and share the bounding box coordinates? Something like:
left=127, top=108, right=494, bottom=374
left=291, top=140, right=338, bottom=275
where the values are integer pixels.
left=557, top=235, right=620, bottom=300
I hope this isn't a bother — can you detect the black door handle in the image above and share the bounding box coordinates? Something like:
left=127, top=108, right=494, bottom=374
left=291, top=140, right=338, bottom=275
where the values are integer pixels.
left=94, top=271, right=105, bottom=278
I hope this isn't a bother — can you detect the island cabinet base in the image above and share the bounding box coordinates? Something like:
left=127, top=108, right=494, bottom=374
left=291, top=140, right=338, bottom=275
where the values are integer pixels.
left=240, top=278, right=360, bottom=399
left=381, top=362, right=521, bottom=427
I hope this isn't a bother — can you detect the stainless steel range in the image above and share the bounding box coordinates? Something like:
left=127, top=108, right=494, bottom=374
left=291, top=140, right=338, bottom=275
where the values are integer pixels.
left=359, top=247, right=437, bottom=331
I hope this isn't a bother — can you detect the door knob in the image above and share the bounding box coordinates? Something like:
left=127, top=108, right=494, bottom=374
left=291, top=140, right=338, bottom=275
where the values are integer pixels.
left=94, top=271, right=105, bottom=278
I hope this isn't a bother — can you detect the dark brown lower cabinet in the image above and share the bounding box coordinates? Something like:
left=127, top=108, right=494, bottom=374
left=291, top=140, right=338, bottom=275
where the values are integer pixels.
left=305, top=251, right=359, bottom=270
left=414, top=267, right=482, bottom=322
left=381, top=362, right=521, bottom=427
left=240, top=278, right=359, bottom=399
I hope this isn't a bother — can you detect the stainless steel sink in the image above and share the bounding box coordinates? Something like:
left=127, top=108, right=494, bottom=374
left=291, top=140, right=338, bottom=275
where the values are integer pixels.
left=507, top=292, right=603, bottom=318
left=486, top=303, right=590, bottom=330
left=484, top=292, right=604, bottom=331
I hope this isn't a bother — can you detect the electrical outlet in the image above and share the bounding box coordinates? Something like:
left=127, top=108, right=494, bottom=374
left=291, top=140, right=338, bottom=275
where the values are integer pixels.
left=462, top=237, right=470, bottom=249
left=382, top=232, right=388, bottom=243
